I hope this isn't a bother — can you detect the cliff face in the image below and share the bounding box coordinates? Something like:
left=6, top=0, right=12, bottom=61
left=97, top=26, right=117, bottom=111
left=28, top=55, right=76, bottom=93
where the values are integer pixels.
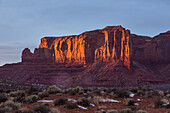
left=27, top=26, right=131, bottom=68
left=131, top=31, right=170, bottom=65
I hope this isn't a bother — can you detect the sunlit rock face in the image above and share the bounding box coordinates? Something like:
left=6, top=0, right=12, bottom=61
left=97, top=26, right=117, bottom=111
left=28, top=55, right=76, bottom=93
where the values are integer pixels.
left=37, top=26, right=131, bottom=68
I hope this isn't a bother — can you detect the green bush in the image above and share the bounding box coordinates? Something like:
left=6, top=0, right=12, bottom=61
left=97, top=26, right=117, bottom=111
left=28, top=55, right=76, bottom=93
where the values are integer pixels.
left=47, top=85, right=62, bottom=94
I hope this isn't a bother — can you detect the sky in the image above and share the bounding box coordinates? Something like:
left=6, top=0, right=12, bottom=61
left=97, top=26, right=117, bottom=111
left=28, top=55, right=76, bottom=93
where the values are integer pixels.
left=0, top=0, right=170, bottom=66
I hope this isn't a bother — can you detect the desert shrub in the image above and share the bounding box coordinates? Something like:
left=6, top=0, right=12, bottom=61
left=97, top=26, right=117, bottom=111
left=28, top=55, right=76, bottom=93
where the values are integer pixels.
left=25, top=95, right=38, bottom=104
left=93, top=88, right=101, bottom=95
left=66, top=88, right=77, bottom=95
left=166, top=103, right=170, bottom=108
left=13, top=95, right=26, bottom=103
left=91, top=96, right=102, bottom=105
left=0, top=89, right=4, bottom=93
left=9, top=90, right=25, bottom=97
left=5, top=90, right=11, bottom=93
left=50, top=108, right=61, bottom=113
left=153, top=90, right=164, bottom=97
left=136, top=110, right=147, bottom=113
left=47, top=85, right=62, bottom=94
left=27, top=86, right=39, bottom=95
left=13, top=96, right=26, bottom=103
left=0, top=100, right=20, bottom=110
left=166, top=94, right=170, bottom=98
left=16, top=108, right=34, bottom=113
left=38, top=90, right=49, bottom=99
left=75, top=86, right=83, bottom=94
left=130, top=88, right=138, bottom=93
left=154, top=98, right=164, bottom=108
left=83, top=93, right=94, bottom=98
left=54, top=98, right=68, bottom=106
left=83, top=88, right=92, bottom=93
left=77, top=97, right=90, bottom=106
left=118, top=108, right=133, bottom=113
left=65, top=103, right=78, bottom=109
left=0, top=94, right=8, bottom=102
left=107, top=109, right=118, bottom=113
left=136, top=90, right=145, bottom=97
left=97, top=105, right=107, bottom=110
left=115, top=89, right=129, bottom=98
left=123, top=99, right=135, bottom=106
left=34, top=105, right=51, bottom=113
left=0, top=107, right=11, bottom=113
left=106, top=88, right=117, bottom=94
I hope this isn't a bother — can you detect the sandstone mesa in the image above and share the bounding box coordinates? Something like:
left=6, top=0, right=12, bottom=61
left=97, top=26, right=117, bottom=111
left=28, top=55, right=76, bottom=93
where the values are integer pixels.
left=0, top=25, right=170, bottom=87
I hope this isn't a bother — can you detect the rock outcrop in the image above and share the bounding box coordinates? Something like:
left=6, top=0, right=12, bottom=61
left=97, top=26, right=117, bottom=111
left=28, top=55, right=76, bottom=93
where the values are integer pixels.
left=0, top=25, right=169, bottom=87
left=131, top=31, right=170, bottom=65
left=24, top=26, right=131, bottom=69
left=22, top=48, right=54, bottom=63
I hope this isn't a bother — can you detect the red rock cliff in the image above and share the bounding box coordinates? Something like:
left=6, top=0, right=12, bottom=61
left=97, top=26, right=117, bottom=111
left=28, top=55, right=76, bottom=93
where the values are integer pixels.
left=131, top=30, right=170, bottom=65
left=23, top=26, right=131, bottom=69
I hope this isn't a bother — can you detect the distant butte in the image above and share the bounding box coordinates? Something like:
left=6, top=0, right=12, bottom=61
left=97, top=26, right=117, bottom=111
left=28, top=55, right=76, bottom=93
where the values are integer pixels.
left=0, top=25, right=169, bottom=87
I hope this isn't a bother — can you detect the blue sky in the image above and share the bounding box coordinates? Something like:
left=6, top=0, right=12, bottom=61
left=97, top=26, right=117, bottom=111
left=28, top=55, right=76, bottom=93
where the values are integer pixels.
left=0, top=0, right=170, bottom=66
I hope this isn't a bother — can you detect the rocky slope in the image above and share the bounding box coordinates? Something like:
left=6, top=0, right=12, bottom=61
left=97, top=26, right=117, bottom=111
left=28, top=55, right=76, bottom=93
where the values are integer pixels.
left=0, top=25, right=169, bottom=87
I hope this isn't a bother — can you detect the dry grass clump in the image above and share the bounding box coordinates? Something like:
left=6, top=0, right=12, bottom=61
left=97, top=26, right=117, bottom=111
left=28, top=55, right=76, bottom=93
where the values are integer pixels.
left=48, top=85, right=62, bottom=94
